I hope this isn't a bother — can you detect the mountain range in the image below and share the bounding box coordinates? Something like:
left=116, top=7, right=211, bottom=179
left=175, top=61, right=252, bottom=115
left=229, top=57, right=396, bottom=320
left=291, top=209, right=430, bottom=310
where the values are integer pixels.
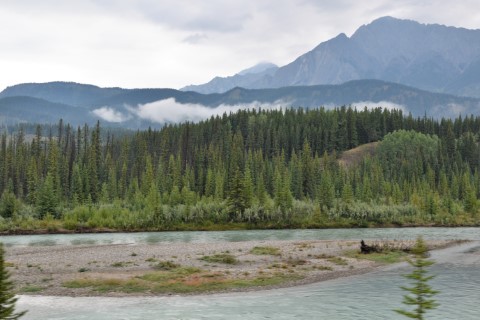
left=1, top=16, right=480, bottom=128
left=182, top=17, right=480, bottom=98
left=1, top=80, right=479, bottom=128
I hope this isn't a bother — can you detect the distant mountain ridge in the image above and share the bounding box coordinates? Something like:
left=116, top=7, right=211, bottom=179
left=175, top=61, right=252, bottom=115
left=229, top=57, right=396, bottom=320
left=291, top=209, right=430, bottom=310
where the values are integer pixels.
left=1, top=80, right=479, bottom=127
left=0, top=82, right=124, bottom=106
left=182, top=63, right=279, bottom=94
left=0, top=96, right=95, bottom=125
left=237, top=62, right=278, bottom=76
left=182, top=16, right=480, bottom=97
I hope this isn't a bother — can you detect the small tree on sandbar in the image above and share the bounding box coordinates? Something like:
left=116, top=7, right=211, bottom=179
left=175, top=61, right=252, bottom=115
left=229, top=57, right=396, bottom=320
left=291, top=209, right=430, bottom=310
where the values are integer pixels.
left=395, top=236, right=439, bottom=320
left=0, top=243, right=26, bottom=319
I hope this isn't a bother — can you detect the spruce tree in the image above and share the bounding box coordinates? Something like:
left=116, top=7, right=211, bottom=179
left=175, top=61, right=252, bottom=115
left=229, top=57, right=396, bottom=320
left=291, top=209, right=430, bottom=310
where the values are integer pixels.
left=36, top=173, right=58, bottom=219
left=243, top=167, right=254, bottom=209
left=341, top=181, right=354, bottom=204
left=318, top=172, right=335, bottom=209
left=395, top=236, right=439, bottom=320
left=204, top=169, right=215, bottom=198
left=227, top=166, right=247, bottom=219
left=0, top=243, right=26, bottom=319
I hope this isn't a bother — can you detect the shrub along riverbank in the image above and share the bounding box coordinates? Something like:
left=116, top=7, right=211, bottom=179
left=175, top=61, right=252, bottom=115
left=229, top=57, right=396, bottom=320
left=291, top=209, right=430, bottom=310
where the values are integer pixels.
left=0, top=198, right=478, bottom=235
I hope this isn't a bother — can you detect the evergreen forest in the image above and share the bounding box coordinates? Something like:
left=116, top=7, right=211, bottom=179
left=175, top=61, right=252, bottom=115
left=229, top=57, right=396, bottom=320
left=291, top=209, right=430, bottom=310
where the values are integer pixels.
left=0, top=106, right=479, bottom=232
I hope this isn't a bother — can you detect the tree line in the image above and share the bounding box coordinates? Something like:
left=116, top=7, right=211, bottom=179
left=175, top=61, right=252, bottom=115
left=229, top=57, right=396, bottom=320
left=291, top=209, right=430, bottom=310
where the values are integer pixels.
left=0, top=106, right=479, bottom=231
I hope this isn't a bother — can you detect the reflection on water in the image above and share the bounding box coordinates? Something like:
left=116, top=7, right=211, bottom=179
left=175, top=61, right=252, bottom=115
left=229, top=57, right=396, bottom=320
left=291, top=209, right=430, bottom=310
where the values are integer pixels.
left=144, top=234, right=162, bottom=244
left=17, top=241, right=480, bottom=320
left=70, top=239, right=97, bottom=246
left=27, top=239, right=57, bottom=247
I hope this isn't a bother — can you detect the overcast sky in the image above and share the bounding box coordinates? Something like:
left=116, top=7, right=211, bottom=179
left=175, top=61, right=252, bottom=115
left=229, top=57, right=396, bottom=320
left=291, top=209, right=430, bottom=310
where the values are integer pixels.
left=1, top=0, right=479, bottom=91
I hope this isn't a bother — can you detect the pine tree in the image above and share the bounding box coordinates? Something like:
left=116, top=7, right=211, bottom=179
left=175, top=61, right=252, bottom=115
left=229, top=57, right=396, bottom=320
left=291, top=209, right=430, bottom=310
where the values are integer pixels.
left=243, top=167, right=254, bottom=209
left=274, top=168, right=293, bottom=212
left=0, top=243, right=26, bottom=319
left=141, top=155, right=154, bottom=196
left=256, top=173, right=267, bottom=204
left=204, top=169, right=215, bottom=198
left=214, top=170, right=225, bottom=200
left=106, top=164, right=118, bottom=201
left=169, top=185, right=182, bottom=206
left=301, top=140, right=314, bottom=198
left=318, top=172, right=335, bottom=209
left=395, top=236, right=439, bottom=320
left=227, top=166, right=247, bottom=219
left=289, top=150, right=303, bottom=199
left=87, top=123, right=101, bottom=203
left=346, top=107, right=358, bottom=148
left=36, top=173, right=58, bottom=219
left=341, top=181, right=354, bottom=204
left=463, top=185, right=477, bottom=213
left=118, top=161, right=128, bottom=199
left=146, top=182, right=161, bottom=213
left=181, top=184, right=196, bottom=206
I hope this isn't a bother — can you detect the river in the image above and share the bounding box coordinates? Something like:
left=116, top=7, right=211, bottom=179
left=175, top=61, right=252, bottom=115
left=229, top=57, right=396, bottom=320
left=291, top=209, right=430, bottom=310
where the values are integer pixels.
left=4, top=227, right=479, bottom=319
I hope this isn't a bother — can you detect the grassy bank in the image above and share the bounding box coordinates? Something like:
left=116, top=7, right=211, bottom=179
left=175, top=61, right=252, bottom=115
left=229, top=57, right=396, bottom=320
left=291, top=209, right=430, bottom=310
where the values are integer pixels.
left=63, top=266, right=301, bottom=295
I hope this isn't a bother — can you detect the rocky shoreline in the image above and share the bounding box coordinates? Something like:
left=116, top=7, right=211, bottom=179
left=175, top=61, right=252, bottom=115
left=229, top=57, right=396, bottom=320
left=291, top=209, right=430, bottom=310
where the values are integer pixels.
left=5, top=239, right=455, bottom=297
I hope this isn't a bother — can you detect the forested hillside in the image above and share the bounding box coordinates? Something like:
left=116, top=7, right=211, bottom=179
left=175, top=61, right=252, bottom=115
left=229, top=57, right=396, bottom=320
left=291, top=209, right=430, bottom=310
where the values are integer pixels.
left=0, top=107, right=479, bottom=232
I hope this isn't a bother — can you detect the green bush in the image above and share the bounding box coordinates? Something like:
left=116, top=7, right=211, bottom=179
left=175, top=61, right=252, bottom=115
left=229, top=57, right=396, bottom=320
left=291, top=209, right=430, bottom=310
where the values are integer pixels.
left=200, top=254, right=238, bottom=265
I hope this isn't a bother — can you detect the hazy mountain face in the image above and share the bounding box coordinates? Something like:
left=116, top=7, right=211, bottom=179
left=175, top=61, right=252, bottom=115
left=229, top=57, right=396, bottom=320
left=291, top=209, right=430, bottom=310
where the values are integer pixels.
left=1, top=80, right=479, bottom=128
left=0, top=82, right=124, bottom=106
left=184, top=17, right=480, bottom=97
left=237, top=62, right=278, bottom=76
left=182, top=63, right=279, bottom=94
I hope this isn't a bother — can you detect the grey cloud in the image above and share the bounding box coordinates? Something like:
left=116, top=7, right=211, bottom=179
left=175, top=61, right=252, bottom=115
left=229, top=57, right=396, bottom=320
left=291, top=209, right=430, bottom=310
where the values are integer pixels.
left=298, top=0, right=356, bottom=12
left=183, top=33, right=208, bottom=44
left=1, top=0, right=252, bottom=33
left=124, top=1, right=252, bottom=32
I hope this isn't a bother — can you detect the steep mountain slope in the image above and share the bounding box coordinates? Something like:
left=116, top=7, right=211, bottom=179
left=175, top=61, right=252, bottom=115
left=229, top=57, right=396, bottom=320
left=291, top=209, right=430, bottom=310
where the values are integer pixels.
left=183, top=17, right=480, bottom=97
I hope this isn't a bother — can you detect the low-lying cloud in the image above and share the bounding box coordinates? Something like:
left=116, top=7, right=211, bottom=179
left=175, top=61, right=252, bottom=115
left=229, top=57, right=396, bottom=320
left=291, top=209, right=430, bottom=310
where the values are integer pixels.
left=93, top=98, right=288, bottom=124
left=92, top=99, right=411, bottom=125
left=92, top=107, right=131, bottom=123
left=132, top=98, right=288, bottom=123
